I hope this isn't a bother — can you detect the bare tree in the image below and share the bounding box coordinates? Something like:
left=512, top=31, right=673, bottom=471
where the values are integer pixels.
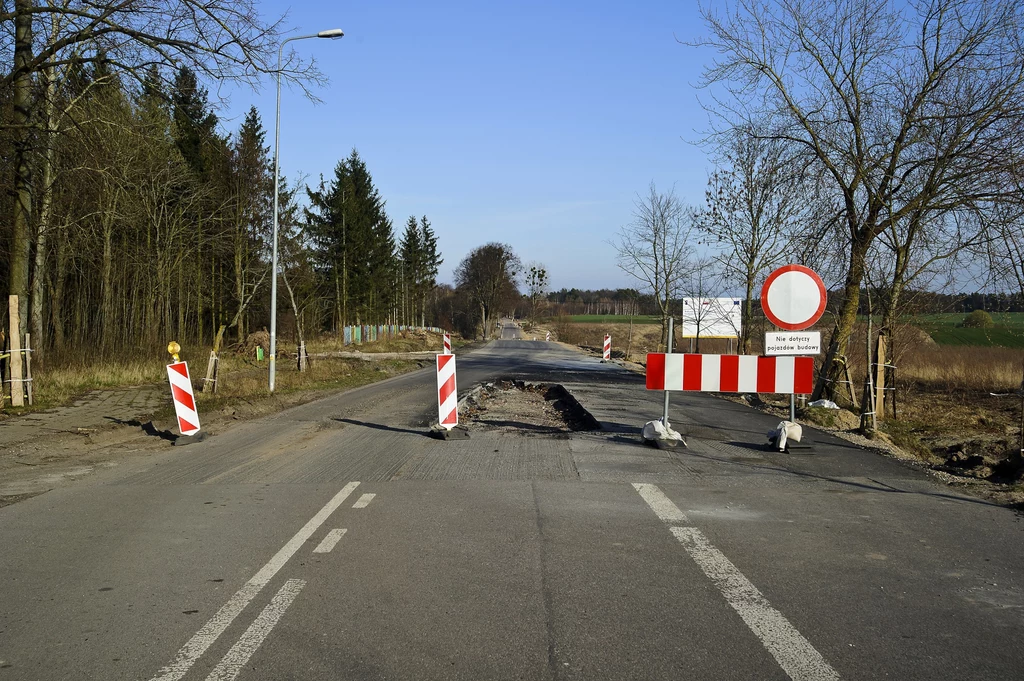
left=454, top=243, right=522, bottom=340
left=525, top=263, right=549, bottom=324
left=612, top=183, right=696, bottom=348
left=678, top=256, right=728, bottom=353
left=2, top=0, right=328, bottom=343
left=695, top=0, right=1024, bottom=400
left=696, top=129, right=806, bottom=353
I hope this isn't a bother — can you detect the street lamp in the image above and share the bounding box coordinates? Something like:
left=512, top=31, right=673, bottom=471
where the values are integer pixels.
left=270, top=28, right=344, bottom=393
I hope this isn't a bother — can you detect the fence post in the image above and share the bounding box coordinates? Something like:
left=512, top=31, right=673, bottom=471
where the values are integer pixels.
left=8, top=296, right=24, bottom=407
left=874, top=332, right=887, bottom=422
left=24, top=333, right=33, bottom=406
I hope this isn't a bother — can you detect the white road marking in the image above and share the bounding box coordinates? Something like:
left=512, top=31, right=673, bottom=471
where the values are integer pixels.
left=149, top=481, right=360, bottom=681
left=313, top=528, right=347, bottom=553
left=204, top=578, right=306, bottom=681
left=353, top=492, right=376, bottom=508
left=670, top=526, right=841, bottom=681
left=632, top=482, right=689, bottom=523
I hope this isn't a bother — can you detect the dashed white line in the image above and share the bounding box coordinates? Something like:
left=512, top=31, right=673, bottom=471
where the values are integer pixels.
left=313, top=528, right=347, bottom=554
left=671, top=527, right=840, bottom=681
left=204, top=578, right=306, bottom=681
left=633, top=483, right=840, bottom=681
left=352, top=493, right=376, bottom=508
left=632, top=482, right=689, bottom=523
left=149, top=481, right=360, bottom=681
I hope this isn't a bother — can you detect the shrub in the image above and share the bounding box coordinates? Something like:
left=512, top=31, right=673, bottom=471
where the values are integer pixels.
left=961, top=310, right=995, bottom=329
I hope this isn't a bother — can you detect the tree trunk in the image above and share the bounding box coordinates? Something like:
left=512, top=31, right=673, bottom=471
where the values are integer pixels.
left=860, top=287, right=876, bottom=432
left=880, top=247, right=909, bottom=403
left=196, top=215, right=204, bottom=344
left=281, top=269, right=305, bottom=347
left=9, top=0, right=34, bottom=342
left=30, top=65, right=59, bottom=359
left=50, top=223, right=68, bottom=353
left=742, top=275, right=755, bottom=354
left=100, top=215, right=114, bottom=351
left=234, top=241, right=245, bottom=341
left=811, top=238, right=870, bottom=400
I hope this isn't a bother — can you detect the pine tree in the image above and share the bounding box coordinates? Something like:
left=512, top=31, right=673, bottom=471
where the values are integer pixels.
left=399, top=216, right=422, bottom=325
left=225, top=106, right=273, bottom=339
left=306, top=149, right=397, bottom=327
left=171, top=66, right=220, bottom=181
left=418, top=215, right=442, bottom=327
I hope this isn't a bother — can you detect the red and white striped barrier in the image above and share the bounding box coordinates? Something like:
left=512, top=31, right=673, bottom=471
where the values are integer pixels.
left=603, top=335, right=611, bottom=360
left=646, top=353, right=814, bottom=394
left=166, top=361, right=201, bottom=435
left=436, top=354, right=458, bottom=429
left=545, top=331, right=551, bottom=342
left=443, top=332, right=452, bottom=355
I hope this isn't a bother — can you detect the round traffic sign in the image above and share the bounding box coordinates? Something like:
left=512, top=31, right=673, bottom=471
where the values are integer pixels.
left=760, top=265, right=827, bottom=331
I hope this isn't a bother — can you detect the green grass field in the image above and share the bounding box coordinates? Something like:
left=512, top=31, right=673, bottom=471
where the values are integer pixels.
left=566, top=312, right=1024, bottom=348
left=564, top=314, right=662, bottom=324
left=907, top=312, right=1024, bottom=348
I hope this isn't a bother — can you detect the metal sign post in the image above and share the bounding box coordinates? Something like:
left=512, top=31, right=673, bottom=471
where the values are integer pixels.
left=663, top=318, right=673, bottom=427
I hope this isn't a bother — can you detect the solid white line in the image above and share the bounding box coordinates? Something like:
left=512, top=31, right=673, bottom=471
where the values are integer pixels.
left=670, top=527, right=841, bottom=681
left=313, top=528, right=347, bottom=553
left=149, top=481, right=360, bottom=681
left=632, top=483, right=689, bottom=523
left=352, top=493, right=376, bottom=509
left=204, top=578, right=306, bottom=681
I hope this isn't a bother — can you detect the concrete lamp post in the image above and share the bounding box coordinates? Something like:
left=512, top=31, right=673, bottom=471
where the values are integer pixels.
left=270, top=28, right=344, bottom=393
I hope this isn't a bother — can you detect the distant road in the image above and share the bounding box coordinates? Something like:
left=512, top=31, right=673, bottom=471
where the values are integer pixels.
left=498, top=317, right=522, bottom=340
left=1, top=339, right=1022, bottom=680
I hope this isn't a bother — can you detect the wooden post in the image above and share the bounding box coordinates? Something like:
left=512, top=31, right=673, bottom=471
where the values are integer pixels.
left=8, top=296, right=24, bottom=407
left=298, top=341, right=308, bottom=372
left=202, top=351, right=219, bottom=394
left=1, top=329, right=7, bottom=409
left=202, top=324, right=226, bottom=394
left=874, top=332, right=887, bottom=422
left=24, top=333, right=33, bottom=406
left=891, top=365, right=898, bottom=420
left=838, top=356, right=859, bottom=410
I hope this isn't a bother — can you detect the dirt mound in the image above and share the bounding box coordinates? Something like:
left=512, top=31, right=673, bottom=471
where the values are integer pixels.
left=236, top=330, right=270, bottom=357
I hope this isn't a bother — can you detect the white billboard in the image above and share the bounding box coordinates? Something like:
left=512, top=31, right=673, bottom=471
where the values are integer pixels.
left=681, top=298, right=742, bottom=338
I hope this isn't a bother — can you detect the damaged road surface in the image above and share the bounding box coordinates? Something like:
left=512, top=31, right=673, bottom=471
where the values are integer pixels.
left=1, top=339, right=1023, bottom=680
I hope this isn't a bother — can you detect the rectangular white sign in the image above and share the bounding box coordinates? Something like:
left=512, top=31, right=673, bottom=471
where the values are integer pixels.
left=681, top=298, right=742, bottom=338
left=765, top=331, right=821, bottom=356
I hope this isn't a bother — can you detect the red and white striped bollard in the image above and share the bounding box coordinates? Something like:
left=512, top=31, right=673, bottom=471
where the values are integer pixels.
left=167, top=361, right=201, bottom=436
left=436, top=354, right=458, bottom=429
left=443, top=332, right=452, bottom=355
left=603, top=335, right=611, bottom=360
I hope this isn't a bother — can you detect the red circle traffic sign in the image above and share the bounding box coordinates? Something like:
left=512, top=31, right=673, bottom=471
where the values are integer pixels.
left=760, top=265, right=827, bottom=331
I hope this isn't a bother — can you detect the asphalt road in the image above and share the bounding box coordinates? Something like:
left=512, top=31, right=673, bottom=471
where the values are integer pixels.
left=499, top=318, right=523, bottom=340
left=1, top=340, right=1022, bottom=680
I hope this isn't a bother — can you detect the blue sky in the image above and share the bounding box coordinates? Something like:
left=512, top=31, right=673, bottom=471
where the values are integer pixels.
left=218, top=1, right=714, bottom=291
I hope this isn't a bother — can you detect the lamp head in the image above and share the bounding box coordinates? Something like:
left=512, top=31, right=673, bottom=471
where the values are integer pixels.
left=318, top=29, right=345, bottom=39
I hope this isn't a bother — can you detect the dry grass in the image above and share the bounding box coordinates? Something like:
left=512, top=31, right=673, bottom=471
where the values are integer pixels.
left=552, top=320, right=742, bottom=363
left=196, top=355, right=423, bottom=411
left=3, top=331, right=445, bottom=416
left=27, top=360, right=166, bottom=409
left=836, top=323, right=1024, bottom=394
left=194, top=329, right=446, bottom=404
left=897, top=345, right=1024, bottom=392
left=302, top=329, right=449, bottom=355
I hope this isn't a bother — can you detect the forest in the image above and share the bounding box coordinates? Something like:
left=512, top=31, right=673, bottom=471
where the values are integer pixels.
left=0, top=61, right=441, bottom=361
